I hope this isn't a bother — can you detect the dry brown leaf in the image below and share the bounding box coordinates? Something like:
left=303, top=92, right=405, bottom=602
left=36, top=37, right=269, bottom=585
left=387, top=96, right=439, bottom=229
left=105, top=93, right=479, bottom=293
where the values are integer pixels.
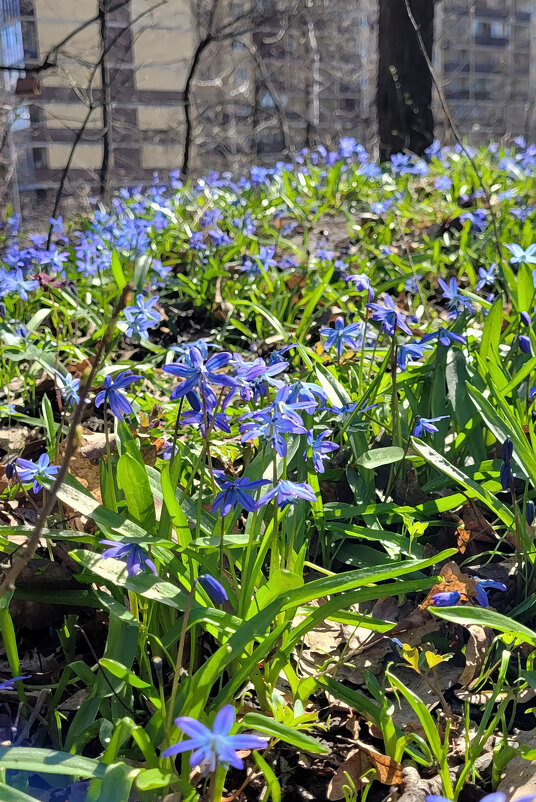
left=455, top=526, right=470, bottom=554
left=457, top=624, right=492, bottom=687
left=419, top=560, right=477, bottom=609
left=354, top=738, right=403, bottom=785
left=462, top=502, right=495, bottom=542
left=498, top=733, right=536, bottom=800
left=327, top=749, right=371, bottom=800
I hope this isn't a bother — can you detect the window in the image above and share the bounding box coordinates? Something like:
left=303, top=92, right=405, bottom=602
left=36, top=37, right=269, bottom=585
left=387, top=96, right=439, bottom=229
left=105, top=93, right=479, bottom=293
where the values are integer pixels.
left=259, top=91, right=275, bottom=109
left=234, top=67, right=248, bottom=84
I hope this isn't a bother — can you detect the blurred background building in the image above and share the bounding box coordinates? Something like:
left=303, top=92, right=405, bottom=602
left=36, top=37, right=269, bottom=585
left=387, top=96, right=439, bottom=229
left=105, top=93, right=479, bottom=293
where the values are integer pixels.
left=1, top=0, right=535, bottom=220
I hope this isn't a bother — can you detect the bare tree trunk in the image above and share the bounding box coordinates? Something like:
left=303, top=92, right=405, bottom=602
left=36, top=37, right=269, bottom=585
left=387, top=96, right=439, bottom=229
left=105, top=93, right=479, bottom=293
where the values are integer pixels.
left=304, top=10, right=320, bottom=148
left=99, top=0, right=113, bottom=201
left=377, top=0, right=435, bottom=158
left=180, top=36, right=212, bottom=178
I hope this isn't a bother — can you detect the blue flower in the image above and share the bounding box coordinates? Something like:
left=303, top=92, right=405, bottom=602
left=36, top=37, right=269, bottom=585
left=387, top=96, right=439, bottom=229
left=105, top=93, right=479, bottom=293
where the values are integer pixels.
left=123, top=294, right=161, bottom=338
left=521, top=311, right=532, bottom=327
left=431, top=591, right=461, bottom=606
left=304, top=430, right=338, bottom=473
left=16, top=453, right=60, bottom=493
left=163, top=348, right=236, bottom=409
left=476, top=264, right=497, bottom=290
left=397, top=342, right=432, bottom=371
left=511, top=205, right=535, bottom=222
left=437, top=278, right=475, bottom=319
left=197, top=575, right=228, bottom=605
left=180, top=408, right=231, bottom=436
left=170, top=338, right=219, bottom=361
left=99, top=540, right=156, bottom=576
left=316, top=244, right=335, bottom=261
left=420, top=328, right=466, bottom=349
left=162, top=705, right=267, bottom=773
left=208, top=228, right=232, bottom=246
left=250, top=165, right=270, bottom=185
left=460, top=209, right=488, bottom=232
left=320, top=316, right=364, bottom=357
left=273, top=384, right=318, bottom=418
left=256, top=479, right=316, bottom=509
left=345, top=273, right=374, bottom=300
left=54, top=371, right=80, bottom=406
left=367, top=295, right=412, bottom=337
left=284, top=380, right=327, bottom=412
left=526, top=500, right=535, bottom=526
left=2, top=269, right=39, bottom=300
left=404, top=275, right=422, bottom=294
left=474, top=578, right=507, bottom=607
left=212, top=473, right=269, bottom=517
left=189, top=231, right=206, bottom=251
left=370, top=200, right=392, bottom=215
left=233, top=358, right=287, bottom=402
left=95, top=370, right=142, bottom=420
left=240, top=408, right=306, bottom=457
left=0, top=675, right=31, bottom=689
left=435, top=175, right=452, bottom=192
left=505, top=243, right=536, bottom=265
left=412, top=416, right=449, bottom=437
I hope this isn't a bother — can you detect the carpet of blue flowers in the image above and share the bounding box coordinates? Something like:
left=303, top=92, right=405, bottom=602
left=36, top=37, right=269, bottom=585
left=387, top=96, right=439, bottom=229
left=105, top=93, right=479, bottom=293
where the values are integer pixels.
left=0, top=138, right=535, bottom=801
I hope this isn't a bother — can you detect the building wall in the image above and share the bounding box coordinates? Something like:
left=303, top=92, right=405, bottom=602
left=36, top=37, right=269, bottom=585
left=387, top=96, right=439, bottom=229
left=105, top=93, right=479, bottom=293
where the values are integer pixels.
left=2, top=0, right=536, bottom=220
left=434, top=0, right=536, bottom=142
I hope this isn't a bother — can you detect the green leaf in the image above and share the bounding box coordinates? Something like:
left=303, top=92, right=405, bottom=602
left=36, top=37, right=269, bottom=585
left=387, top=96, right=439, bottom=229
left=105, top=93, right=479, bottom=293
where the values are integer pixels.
left=111, top=251, right=127, bottom=291
left=89, top=762, right=139, bottom=802
left=0, top=784, right=41, bottom=802
left=55, top=475, right=147, bottom=539
left=136, top=768, right=176, bottom=791
left=356, top=447, right=404, bottom=469
left=316, top=676, right=381, bottom=726
left=241, top=713, right=329, bottom=754
left=0, top=748, right=107, bottom=778
left=134, top=254, right=152, bottom=292
left=281, top=549, right=456, bottom=608
left=161, top=463, right=191, bottom=547
left=116, top=453, right=156, bottom=533
left=466, top=383, right=536, bottom=483
left=71, top=550, right=189, bottom=610
left=26, top=307, right=52, bottom=334
left=430, top=606, right=536, bottom=647
left=253, top=752, right=281, bottom=802
left=518, top=262, right=534, bottom=313
left=411, top=438, right=514, bottom=527
left=99, top=658, right=154, bottom=690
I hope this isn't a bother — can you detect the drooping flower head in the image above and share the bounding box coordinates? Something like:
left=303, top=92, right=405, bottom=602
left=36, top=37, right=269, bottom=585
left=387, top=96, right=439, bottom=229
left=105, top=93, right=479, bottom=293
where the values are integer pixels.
left=412, top=416, right=449, bottom=438
left=95, top=371, right=142, bottom=420
left=99, top=540, right=156, bottom=577
left=304, top=430, right=338, bottom=474
left=256, top=479, right=316, bottom=509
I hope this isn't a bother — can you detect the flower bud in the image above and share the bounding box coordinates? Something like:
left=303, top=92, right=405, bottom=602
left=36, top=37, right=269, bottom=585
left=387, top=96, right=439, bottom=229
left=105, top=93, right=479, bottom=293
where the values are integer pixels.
left=519, top=335, right=531, bottom=353
left=500, top=437, right=513, bottom=464
left=521, top=311, right=532, bottom=327
left=197, top=574, right=228, bottom=605
left=526, top=500, right=535, bottom=526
